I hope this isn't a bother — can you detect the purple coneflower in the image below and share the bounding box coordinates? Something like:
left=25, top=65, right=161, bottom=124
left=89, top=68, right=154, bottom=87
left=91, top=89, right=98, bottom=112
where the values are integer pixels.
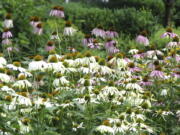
left=7, top=47, right=19, bottom=52
left=133, top=50, right=145, bottom=59
left=140, top=76, right=152, bottom=86
left=172, top=71, right=180, bottom=78
left=49, top=6, right=65, bottom=18
left=3, top=13, right=13, bottom=28
left=161, top=28, right=178, bottom=39
left=91, top=25, right=106, bottom=38
left=30, top=16, right=41, bottom=27
left=88, top=40, right=101, bottom=49
left=105, top=28, right=118, bottom=38
left=150, top=66, right=165, bottom=79
left=2, top=28, right=13, bottom=39
left=45, top=41, right=55, bottom=52
left=166, top=36, right=180, bottom=49
left=82, top=34, right=94, bottom=46
left=136, top=30, right=149, bottom=46
left=104, top=38, right=116, bottom=49
left=2, top=39, right=12, bottom=45
left=128, top=62, right=142, bottom=72
left=33, top=23, right=43, bottom=35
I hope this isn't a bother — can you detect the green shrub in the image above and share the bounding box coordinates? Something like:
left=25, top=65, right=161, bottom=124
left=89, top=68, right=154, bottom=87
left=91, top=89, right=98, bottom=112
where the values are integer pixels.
left=63, top=3, right=159, bottom=37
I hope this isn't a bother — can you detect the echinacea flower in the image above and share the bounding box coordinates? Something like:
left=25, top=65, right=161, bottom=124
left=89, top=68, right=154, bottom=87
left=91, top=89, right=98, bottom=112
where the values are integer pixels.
left=166, top=36, right=180, bottom=49
left=2, top=38, right=12, bottom=45
left=88, top=39, right=102, bottom=49
left=96, top=120, right=114, bottom=134
left=3, top=13, right=13, bottom=28
left=92, top=25, right=106, bottom=38
left=30, top=16, right=41, bottom=27
left=45, top=41, right=55, bottom=52
left=28, top=55, right=47, bottom=71
left=33, top=23, right=43, bottom=35
left=50, top=31, right=60, bottom=40
left=82, top=34, right=94, bottom=46
left=49, top=6, right=65, bottom=18
left=150, top=66, right=165, bottom=79
left=2, top=28, right=13, bottom=39
left=140, top=76, right=152, bottom=86
left=161, top=28, right=178, bottom=39
left=136, top=30, right=149, bottom=46
left=106, top=28, right=118, bottom=38
left=63, top=21, right=76, bottom=36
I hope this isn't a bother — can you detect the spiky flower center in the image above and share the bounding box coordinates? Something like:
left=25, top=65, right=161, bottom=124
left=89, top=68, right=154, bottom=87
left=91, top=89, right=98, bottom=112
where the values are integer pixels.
left=13, top=61, right=21, bottom=67
left=34, top=55, right=43, bottom=61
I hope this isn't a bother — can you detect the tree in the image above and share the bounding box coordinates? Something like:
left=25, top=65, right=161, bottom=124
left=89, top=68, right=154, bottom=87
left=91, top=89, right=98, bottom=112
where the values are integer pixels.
left=163, top=0, right=175, bottom=26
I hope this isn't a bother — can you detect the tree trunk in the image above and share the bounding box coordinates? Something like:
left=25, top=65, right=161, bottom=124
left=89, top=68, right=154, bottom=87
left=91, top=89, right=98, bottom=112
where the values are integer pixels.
left=164, top=0, right=175, bottom=27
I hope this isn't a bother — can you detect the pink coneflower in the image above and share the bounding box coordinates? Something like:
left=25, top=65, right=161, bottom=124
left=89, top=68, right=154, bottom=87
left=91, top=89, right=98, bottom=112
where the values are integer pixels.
left=2, top=38, right=12, bottom=45
left=133, top=50, right=145, bottom=59
left=106, top=28, right=118, bottom=38
left=82, top=34, right=94, bottom=46
left=104, top=38, right=116, bottom=49
left=140, top=76, right=152, bottom=86
left=7, top=47, right=19, bottom=52
left=45, top=41, right=55, bottom=52
left=91, top=26, right=106, bottom=38
left=49, top=6, right=65, bottom=18
left=171, top=71, right=180, bottom=78
left=88, top=40, right=101, bottom=49
left=136, top=30, right=149, bottom=46
left=161, top=28, right=178, bottom=38
left=150, top=66, right=165, bottom=79
left=3, top=13, right=13, bottom=28
left=148, top=60, right=160, bottom=70
left=30, top=16, right=41, bottom=27
left=107, top=46, right=119, bottom=55
left=33, top=23, right=43, bottom=35
left=146, top=50, right=164, bottom=59
left=128, top=62, right=142, bottom=72
left=2, top=29, right=13, bottom=39
left=166, top=36, right=180, bottom=48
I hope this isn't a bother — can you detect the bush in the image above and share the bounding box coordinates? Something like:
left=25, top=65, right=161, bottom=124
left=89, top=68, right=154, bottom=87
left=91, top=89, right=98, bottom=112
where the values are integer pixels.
left=63, top=3, right=159, bottom=37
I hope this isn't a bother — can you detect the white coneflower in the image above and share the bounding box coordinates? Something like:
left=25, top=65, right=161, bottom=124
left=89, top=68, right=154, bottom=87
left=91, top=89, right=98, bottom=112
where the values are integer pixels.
left=60, top=100, right=74, bottom=108
left=13, top=75, right=32, bottom=89
left=3, top=13, right=13, bottom=28
left=72, top=122, right=84, bottom=132
left=15, top=95, right=32, bottom=106
left=0, top=54, right=7, bottom=67
left=7, top=61, right=26, bottom=72
left=50, top=31, right=60, bottom=40
left=126, top=82, right=143, bottom=91
left=63, top=21, right=76, bottom=36
left=160, top=89, right=168, bottom=96
left=53, top=76, right=69, bottom=87
left=28, top=55, right=47, bottom=71
left=0, top=73, right=11, bottom=83
left=128, top=49, right=139, bottom=55
left=96, top=120, right=114, bottom=134
left=18, top=120, right=31, bottom=134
